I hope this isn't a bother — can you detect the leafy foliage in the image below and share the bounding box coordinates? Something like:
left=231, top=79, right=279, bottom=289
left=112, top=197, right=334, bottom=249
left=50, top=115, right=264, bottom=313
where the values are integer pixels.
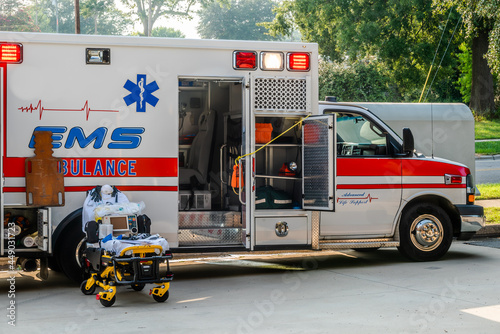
left=151, top=26, right=185, bottom=38
left=21, top=0, right=130, bottom=35
left=197, top=0, right=280, bottom=41
left=0, top=7, right=40, bottom=32
left=456, top=42, right=472, bottom=103
left=437, top=0, right=500, bottom=77
left=319, top=61, right=399, bottom=102
left=268, top=0, right=463, bottom=102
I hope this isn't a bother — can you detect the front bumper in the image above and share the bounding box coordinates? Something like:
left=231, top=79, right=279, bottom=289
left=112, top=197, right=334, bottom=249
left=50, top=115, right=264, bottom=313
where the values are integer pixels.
left=455, top=204, right=485, bottom=233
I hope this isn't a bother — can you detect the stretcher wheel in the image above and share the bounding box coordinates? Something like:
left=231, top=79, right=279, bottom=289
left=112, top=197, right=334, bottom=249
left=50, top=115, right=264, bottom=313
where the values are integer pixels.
left=100, top=296, right=116, bottom=307
left=131, top=283, right=145, bottom=291
left=80, top=279, right=96, bottom=295
left=153, top=291, right=169, bottom=303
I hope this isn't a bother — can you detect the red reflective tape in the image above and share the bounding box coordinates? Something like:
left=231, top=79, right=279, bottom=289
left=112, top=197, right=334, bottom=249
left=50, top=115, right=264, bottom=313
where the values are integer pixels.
left=402, top=183, right=465, bottom=189
left=3, top=157, right=178, bottom=178
left=337, top=183, right=466, bottom=190
left=337, top=184, right=401, bottom=189
left=403, top=159, right=469, bottom=176
left=338, top=158, right=469, bottom=178
left=337, top=158, right=401, bottom=176
left=3, top=185, right=178, bottom=193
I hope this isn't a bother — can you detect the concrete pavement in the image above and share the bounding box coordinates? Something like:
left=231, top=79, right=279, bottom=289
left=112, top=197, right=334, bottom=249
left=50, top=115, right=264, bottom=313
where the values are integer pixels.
left=2, top=241, right=500, bottom=333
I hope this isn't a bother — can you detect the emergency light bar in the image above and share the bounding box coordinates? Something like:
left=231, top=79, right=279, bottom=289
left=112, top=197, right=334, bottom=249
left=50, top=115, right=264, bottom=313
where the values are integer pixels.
left=0, top=43, right=23, bottom=63
left=233, top=50, right=311, bottom=71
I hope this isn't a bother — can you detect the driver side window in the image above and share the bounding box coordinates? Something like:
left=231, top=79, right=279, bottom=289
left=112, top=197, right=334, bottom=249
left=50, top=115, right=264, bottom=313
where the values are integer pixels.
left=336, top=114, right=388, bottom=156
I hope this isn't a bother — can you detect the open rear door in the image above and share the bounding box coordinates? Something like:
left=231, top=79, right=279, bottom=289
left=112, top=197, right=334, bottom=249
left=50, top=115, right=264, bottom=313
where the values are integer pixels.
left=302, top=114, right=335, bottom=211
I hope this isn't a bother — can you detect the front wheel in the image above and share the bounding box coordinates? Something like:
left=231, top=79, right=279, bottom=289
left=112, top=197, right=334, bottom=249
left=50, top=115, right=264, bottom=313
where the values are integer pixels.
left=398, top=203, right=453, bottom=261
left=153, top=291, right=169, bottom=303
left=100, top=296, right=116, bottom=307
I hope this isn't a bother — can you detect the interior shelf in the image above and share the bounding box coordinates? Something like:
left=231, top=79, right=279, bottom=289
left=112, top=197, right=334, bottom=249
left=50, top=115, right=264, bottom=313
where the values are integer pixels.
left=255, top=175, right=300, bottom=180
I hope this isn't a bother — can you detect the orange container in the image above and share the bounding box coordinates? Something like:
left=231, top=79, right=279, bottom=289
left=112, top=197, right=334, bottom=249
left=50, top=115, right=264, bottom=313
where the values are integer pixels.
left=255, top=123, right=273, bottom=144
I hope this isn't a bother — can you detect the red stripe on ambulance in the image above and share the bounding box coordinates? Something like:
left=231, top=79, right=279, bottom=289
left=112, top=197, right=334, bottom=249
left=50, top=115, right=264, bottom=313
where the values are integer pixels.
left=2, top=157, right=178, bottom=178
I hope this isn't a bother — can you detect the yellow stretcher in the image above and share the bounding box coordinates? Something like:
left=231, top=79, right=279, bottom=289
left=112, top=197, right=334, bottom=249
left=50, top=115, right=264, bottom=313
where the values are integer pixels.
left=80, top=244, right=173, bottom=307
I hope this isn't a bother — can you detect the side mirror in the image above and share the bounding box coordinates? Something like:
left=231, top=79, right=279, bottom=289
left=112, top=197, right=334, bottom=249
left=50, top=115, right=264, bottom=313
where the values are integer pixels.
left=402, top=128, right=414, bottom=156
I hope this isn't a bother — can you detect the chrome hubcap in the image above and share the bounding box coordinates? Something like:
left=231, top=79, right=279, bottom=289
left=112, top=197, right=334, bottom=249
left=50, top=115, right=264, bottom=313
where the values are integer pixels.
left=410, top=214, right=443, bottom=251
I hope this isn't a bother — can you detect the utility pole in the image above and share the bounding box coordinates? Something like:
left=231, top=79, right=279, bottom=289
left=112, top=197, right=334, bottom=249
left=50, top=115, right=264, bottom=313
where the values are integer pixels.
left=75, top=0, right=81, bottom=34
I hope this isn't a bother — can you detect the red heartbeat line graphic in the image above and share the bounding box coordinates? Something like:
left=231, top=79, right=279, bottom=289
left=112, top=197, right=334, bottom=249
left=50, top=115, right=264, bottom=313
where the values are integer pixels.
left=18, top=100, right=119, bottom=121
left=337, top=194, right=378, bottom=203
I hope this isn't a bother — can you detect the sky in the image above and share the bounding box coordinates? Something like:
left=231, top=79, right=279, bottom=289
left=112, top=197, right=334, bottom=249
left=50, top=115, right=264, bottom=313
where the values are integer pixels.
left=119, top=1, right=201, bottom=39
left=161, top=14, right=200, bottom=39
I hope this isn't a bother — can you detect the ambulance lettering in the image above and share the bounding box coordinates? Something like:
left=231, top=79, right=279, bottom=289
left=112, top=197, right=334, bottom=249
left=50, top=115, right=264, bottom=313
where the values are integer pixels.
left=61, top=159, right=137, bottom=177
left=337, top=192, right=379, bottom=206
left=29, top=126, right=145, bottom=149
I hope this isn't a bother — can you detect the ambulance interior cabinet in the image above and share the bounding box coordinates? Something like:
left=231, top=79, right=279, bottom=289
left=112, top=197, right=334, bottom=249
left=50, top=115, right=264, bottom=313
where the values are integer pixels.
left=254, top=116, right=303, bottom=210
left=2, top=206, right=51, bottom=255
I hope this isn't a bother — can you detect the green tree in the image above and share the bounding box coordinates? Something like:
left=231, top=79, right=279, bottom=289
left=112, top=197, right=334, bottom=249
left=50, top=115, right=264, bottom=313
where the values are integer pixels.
left=80, top=0, right=130, bottom=35
left=267, top=0, right=463, bottom=102
left=197, top=0, right=279, bottom=41
left=121, top=0, right=209, bottom=37
left=24, top=0, right=129, bottom=35
left=0, top=0, right=40, bottom=32
left=456, top=42, right=472, bottom=104
left=319, top=60, right=399, bottom=102
left=151, top=26, right=185, bottom=37
left=436, top=0, right=499, bottom=117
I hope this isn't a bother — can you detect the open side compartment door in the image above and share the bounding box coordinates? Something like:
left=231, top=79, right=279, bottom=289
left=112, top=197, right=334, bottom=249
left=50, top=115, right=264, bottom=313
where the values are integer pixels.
left=302, top=114, right=335, bottom=211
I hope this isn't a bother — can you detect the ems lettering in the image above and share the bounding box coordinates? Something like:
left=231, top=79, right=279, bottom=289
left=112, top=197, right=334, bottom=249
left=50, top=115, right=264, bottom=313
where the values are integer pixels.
left=29, top=126, right=145, bottom=149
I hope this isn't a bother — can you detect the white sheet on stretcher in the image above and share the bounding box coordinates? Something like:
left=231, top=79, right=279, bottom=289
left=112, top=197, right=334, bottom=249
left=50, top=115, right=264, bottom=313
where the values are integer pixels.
left=101, top=234, right=169, bottom=255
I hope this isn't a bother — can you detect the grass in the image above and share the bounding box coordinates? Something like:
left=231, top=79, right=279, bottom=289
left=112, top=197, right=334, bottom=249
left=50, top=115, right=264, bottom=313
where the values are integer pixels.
left=475, top=141, right=500, bottom=155
left=475, top=118, right=500, bottom=140
left=476, top=183, right=500, bottom=200
left=477, top=183, right=500, bottom=225
left=485, top=207, right=500, bottom=225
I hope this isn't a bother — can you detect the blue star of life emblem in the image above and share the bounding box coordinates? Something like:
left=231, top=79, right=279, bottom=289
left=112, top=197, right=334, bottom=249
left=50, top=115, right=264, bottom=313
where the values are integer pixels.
left=123, top=74, right=159, bottom=112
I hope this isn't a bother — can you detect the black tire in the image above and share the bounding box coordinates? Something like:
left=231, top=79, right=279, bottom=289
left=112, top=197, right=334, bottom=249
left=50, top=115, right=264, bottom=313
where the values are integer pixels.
left=152, top=290, right=169, bottom=303
left=397, top=202, right=453, bottom=261
left=80, top=279, right=96, bottom=295
left=100, top=296, right=116, bottom=307
left=47, top=256, right=62, bottom=272
left=56, top=223, right=86, bottom=283
left=352, top=247, right=380, bottom=252
left=131, top=283, right=145, bottom=292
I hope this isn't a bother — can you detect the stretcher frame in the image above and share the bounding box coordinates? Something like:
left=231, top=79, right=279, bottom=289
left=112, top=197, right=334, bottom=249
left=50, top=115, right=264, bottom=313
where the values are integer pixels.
left=80, top=244, right=173, bottom=307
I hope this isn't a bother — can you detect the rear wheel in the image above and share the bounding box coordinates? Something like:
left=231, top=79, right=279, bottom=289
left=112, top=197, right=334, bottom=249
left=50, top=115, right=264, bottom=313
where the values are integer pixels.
left=398, top=203, right=452, bottom=261
left=131, top=283, right=145, bottom=291
left=56, top=224, right=86, bottom=283
left=80, top=279, right=96, bottom=295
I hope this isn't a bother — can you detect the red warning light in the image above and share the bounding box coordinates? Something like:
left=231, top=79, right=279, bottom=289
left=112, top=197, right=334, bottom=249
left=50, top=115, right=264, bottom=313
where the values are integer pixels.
left=233, top=51, right=257, bottom=70
left=288, top=53, right=310, bottom=71
left=0, top=43, right=23, bottom=64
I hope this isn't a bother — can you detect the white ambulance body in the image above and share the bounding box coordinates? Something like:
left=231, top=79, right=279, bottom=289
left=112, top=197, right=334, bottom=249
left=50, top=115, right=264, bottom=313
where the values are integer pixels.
left=0, top=33, right=484, bottom=282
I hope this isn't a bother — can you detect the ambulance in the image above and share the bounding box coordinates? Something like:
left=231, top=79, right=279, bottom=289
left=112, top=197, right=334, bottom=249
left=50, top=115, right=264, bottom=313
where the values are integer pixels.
left=0, top=32, right=484, bottom=282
